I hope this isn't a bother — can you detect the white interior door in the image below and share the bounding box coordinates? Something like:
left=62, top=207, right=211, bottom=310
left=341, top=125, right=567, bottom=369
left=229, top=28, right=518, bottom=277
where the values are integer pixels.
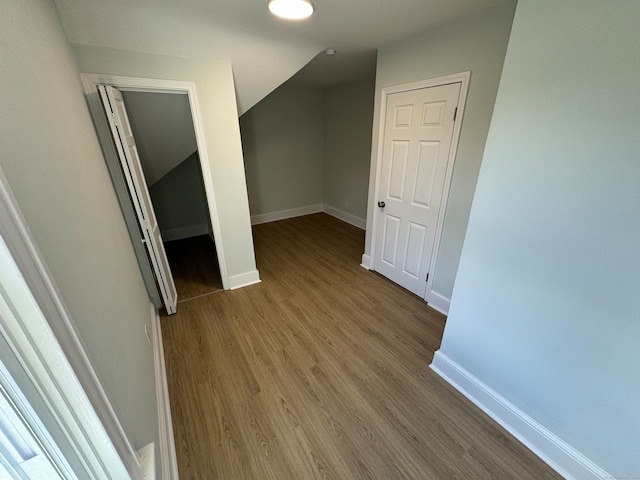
left=98, top=85, right=178, bottom=315
left=374, top=82, right=460, bottom=297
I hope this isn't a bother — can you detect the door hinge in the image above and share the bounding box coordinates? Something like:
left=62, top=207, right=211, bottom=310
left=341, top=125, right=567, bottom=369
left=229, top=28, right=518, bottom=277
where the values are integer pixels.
left=453, top=107, right=458, bottom=122
left=426, top=273, right=429, bottom=282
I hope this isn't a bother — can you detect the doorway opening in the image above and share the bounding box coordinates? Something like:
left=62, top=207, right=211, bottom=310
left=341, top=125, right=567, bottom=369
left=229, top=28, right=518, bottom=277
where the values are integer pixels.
left=121, top=90, right=223, bottom=303
left=368, top=72, right=470, bottom=314
left=81, top=74, right=229, bottom=314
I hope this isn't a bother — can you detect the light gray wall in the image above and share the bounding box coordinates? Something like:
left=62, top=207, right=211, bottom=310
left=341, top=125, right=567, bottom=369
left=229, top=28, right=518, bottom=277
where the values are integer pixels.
left=121, top=90, right=198, bottom=186
left=0, top=0, right=159, bottom=473
left=441, top=0, right=640, bottom=474
left=73, top=45, right=259, bottom=281
left=150, top=152, right=210, bottom=235
left=364, top=3, right=517, bottom=300
left=323, top=78, right=375, bottom=221
left=240, top=84, right=324, bottom=216
left=240, top=79, right=375, bottom=224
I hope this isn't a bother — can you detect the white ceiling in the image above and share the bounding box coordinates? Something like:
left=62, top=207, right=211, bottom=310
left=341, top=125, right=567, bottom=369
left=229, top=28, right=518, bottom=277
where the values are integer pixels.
left=54, top=0, right=513, bottom=113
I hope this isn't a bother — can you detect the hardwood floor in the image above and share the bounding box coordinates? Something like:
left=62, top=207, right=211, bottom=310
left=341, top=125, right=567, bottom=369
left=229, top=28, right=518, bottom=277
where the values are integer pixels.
left=165, top=235, right=223, bottom=302
left=160, top=213, right=561, bottom=480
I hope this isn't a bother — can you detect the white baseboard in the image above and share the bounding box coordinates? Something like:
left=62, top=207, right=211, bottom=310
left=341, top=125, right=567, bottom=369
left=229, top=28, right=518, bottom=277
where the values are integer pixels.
left=250, top=204, right=367, bottom=230
left=228, top=270, right=261, bottom=290
left=322, top=205, right=366, bottom=230
left=161, top=224, right=209, bottom=242
left=137, top=442, right=156, bottom=480
left=426, top=290, right=450, bottom=315
left=150, top=306, right=180, bottom=480
left=360, top=254, right=371, bottom=270
left=430, top=352, right=611, bottom=480
left=251, top=205, right=323, bottom=225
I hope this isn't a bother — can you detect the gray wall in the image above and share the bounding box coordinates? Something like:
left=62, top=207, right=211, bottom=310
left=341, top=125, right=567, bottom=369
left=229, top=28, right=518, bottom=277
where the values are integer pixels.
left=323, top=78, right=375, bottom=221
left=150, top=152, right=210, bottom=237
left=240, top=79, right=375, bottom=224
left=364, top=3, right=517, bottom=301
left=441, top=0, right=640, bottom=474
left=0, top=0, right=159, bottom=472
left=240, top=84, right=325, bottom=216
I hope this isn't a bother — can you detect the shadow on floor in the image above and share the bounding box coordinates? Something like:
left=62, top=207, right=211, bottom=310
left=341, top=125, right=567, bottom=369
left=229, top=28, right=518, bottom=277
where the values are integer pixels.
left=164, top=234, right=223, bottom=303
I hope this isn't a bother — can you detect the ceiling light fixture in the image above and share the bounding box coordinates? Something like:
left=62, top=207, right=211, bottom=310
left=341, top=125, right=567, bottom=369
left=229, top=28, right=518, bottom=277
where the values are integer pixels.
left=324, top=48, right=336, bottom=56
left=268, top=0, right=314, bottom=20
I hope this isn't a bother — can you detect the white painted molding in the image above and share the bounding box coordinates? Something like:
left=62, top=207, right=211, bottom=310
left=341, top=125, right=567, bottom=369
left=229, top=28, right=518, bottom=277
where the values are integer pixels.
left=137, top=443, right=156, bottom=480
left=322, top=205, right=366, bottom=230
left=430, top=352, right=612, bottom=480
left=228, top=270, right=262, bottom=290
left=250, top=205, right=322, bottom=225
left=360, top=254, right=372, bottom=270
left=426, top=290, right=450, bottom=315
left=161, top=224, right=209, bottom=243
left=150, top=305, right=179, bottom=480
left=0, top=168, right=137, bottom=479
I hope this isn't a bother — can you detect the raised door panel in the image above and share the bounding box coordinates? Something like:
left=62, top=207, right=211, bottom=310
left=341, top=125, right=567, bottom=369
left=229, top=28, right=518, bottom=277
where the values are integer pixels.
left=403, top=222, right=428, bottom=279
left=387, top=141, right=409, bottom=201
left=412, top=141, right=440, bottom=208
left=380, top=214, right=401, bottom=267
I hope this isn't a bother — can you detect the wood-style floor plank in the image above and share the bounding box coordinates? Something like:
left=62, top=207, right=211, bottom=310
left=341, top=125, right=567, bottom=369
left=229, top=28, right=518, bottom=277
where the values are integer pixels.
left=161, top=213, right=562, bottom=480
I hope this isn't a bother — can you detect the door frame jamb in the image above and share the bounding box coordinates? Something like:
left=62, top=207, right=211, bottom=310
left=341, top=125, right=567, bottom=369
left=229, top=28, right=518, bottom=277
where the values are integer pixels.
left=369, top=71, right=470, bottom=305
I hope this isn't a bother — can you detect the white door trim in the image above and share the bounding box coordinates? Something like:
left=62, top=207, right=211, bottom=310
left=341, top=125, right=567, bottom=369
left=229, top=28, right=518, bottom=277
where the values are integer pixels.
left=369, top=72, right=470, bottom=305
left=0, top=168, right=137, bottom=479
left=80, top=73, right=230, bottom=290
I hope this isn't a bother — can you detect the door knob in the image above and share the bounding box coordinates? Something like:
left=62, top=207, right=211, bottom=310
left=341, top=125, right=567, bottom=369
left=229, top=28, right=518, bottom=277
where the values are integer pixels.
left=378, top=201, right=386, bottom=208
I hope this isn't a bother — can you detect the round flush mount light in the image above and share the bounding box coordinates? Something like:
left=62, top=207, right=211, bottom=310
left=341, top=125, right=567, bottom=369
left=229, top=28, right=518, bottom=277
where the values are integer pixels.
left=268, top=0, right=314, bottom=20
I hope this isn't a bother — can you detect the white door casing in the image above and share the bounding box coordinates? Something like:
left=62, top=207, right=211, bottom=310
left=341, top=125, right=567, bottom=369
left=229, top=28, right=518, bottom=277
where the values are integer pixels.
left=373, top=82, right=461, bottom=297
left=98, top=85, right=178, bottom=315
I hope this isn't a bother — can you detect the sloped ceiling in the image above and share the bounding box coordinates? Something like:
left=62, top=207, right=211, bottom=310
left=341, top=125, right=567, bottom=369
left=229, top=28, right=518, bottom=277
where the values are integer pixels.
left=54, top=0, right=513, bottom=114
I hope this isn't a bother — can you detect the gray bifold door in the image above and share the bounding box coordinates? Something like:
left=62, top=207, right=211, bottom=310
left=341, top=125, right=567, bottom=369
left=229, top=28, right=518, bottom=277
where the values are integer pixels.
left=98, top=85, right=178, bottom=314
